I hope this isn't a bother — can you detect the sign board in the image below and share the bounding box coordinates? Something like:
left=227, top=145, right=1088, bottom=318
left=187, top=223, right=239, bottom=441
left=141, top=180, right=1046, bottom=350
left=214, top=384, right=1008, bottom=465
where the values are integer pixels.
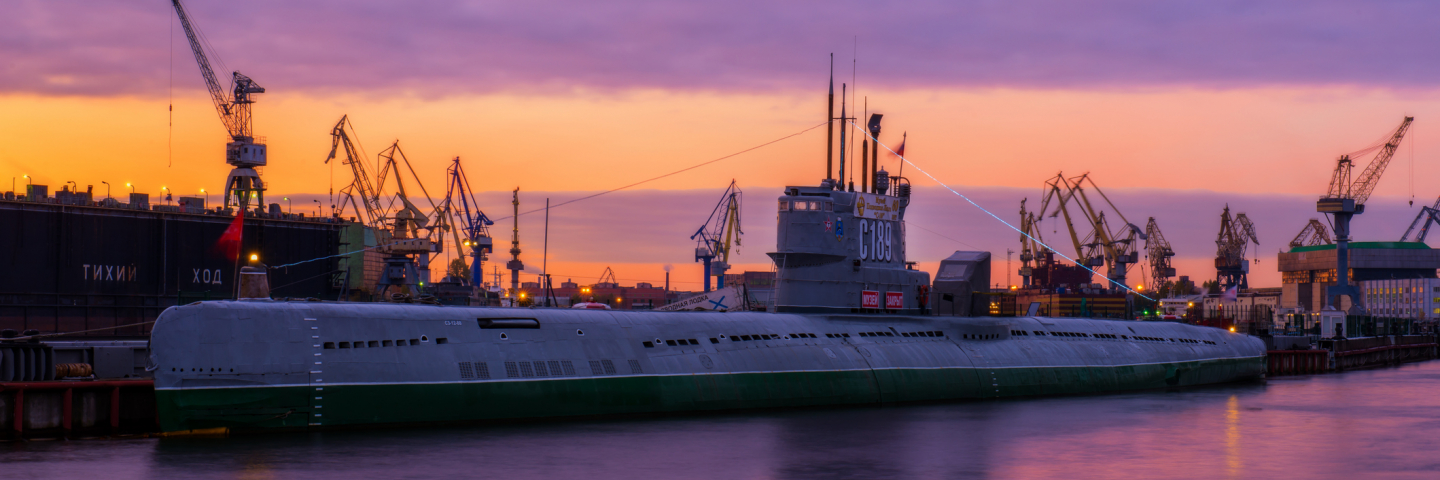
left=853, top=193, right=900, bottom=221
left=861, top=290, right=880, bottom=309
left=658, top=286, right=743, bottom=312
left=885, top=291, right=903, bottom=309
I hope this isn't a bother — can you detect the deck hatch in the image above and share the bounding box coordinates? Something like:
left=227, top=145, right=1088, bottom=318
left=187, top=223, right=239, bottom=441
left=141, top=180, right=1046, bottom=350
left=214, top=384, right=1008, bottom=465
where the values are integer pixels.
left=479, top=318, right=540, bottom=329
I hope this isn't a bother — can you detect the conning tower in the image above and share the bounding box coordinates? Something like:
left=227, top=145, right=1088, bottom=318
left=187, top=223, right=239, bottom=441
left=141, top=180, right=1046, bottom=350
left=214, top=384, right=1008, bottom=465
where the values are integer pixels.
left=769, top=101, right=928, bottom=313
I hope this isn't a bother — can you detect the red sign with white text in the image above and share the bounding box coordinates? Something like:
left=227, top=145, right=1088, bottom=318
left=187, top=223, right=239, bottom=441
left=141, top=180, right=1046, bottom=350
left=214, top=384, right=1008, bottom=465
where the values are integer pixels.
left=885, top=291, right=903, bottom=310
left=861, top=290, right=880, bottom=309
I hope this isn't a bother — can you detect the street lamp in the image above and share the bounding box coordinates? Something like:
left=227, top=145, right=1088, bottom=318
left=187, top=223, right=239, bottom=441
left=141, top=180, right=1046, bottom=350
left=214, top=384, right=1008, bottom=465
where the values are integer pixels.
left=161, top=186, right=171, bottom=204
left=126, top=183, right=134, bottom=195
left=101, top=181, right=110, bottom=199
left=66, top=181, right=76, bottom=192
left=313, top=199, right=321, bottom=216
left=201, top=189, right=209, bottom=207
left=283, top=197, right=291, bottom=214
left=23, top=174, right=31, bottom=186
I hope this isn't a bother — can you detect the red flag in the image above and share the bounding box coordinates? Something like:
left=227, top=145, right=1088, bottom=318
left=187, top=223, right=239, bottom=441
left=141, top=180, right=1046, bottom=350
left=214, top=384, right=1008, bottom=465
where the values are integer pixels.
left=214, top=208, right=244, bottom=261
left=893, top=132, right=907, bottom=157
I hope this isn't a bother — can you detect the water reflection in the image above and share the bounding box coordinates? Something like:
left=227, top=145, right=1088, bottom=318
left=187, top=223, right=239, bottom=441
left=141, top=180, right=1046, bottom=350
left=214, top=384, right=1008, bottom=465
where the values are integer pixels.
left=7, top=361, right=1440, bottom=479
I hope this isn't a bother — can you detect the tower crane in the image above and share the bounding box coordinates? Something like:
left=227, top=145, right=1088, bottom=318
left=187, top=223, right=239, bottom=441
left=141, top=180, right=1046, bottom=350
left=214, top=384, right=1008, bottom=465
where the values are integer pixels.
left=369, top=141, right=442, bottom=298
left=1143, top=218, right=1176, bottom=293
left=1215, top=205, right=1259, bottom=290
left=325, top=115, right=382, bottom=226
left=1289, top=219, right=1333, bottom=249
left=1399, top=196, right=1440, bottom=243
left=171, top=0, right=268, bottom=211
left=691, top=180, right=743, bottom=292
left=1317, top=116, right=1412, bottom=310
left=437, top=157, right=495, bottom=288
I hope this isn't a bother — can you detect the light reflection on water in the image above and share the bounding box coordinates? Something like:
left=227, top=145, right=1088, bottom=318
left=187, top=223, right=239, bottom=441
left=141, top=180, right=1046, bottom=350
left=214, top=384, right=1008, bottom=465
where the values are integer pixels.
left=8, top=361, right=1440, bottom=479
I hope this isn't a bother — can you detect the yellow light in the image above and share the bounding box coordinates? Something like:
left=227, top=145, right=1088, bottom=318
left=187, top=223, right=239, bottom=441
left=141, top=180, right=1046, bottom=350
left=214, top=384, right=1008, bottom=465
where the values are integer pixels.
left=125, top=183, right=131, bottom=187
left=249, top=253, right=258, bottom=261
left=1229, top=326, right=1236, bottom=332
left=616, top=298, right=622, bottom=302
left=519, top=292, right=526, bottom=298
left=1136, top=285, right=1144, bottom=291
left=1187, top=302, right=1194, bottom=307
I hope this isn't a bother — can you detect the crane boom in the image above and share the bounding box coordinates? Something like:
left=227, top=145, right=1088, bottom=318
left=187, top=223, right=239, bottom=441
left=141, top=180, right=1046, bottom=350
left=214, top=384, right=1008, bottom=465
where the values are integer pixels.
left=1400, top=196, right=1440, bottom=243
left=691, top=180, right=743, bottom=292
left=326, top=115, right=383, bottom=226
left=1143, top=218, right=1175, bottom=293
left=171, top=0, right=264, bottom=142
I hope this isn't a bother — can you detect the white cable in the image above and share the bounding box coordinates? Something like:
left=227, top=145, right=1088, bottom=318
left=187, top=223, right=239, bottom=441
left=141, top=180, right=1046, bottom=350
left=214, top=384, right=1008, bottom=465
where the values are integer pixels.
left=848, top=121, right=1154, bottom=301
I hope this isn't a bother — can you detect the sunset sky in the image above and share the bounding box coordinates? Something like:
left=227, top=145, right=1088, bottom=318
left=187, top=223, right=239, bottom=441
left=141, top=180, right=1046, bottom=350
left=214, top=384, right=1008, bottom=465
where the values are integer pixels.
left=4, top=0, right=1440, bottom=290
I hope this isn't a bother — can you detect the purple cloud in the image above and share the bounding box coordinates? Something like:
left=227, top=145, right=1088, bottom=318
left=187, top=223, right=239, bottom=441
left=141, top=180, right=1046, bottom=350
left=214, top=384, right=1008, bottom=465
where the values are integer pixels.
left=4, top=0, right=1440, bottom=97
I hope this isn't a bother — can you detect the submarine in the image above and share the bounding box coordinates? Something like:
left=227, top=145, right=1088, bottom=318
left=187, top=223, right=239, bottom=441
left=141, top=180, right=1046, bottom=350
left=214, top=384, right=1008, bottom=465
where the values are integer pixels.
left=149, top=112, right=1266, bottom=435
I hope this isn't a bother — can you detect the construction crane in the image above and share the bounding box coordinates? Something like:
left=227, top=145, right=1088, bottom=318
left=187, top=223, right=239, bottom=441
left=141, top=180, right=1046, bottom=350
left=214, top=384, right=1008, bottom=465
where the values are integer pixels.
left=1215, top=205, right=1260, bottom=290
left=1033, top=173, right=1145, bottom=292
left=171, top=0, right=268, bottom=211
left=1289, top=219, right=1333, bottom=249
left=1017, top=182, right=1094, bottom=290
left=691, top=180, right=743, bottom=292
left=369, top=142, right=442, bottom=298
left=436, top=158, right=495, bottom=288
left=1317, top=116, right=1413, bottom=310
left=1399, top=196, right=1440, bottom=243
left=325, top=115, right=383, bottom=225
left=1143, top=218, right=1176, bottom=293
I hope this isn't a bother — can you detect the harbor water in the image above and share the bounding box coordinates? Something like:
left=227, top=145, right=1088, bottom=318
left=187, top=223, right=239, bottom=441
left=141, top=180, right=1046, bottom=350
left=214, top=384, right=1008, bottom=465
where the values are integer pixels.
left=8, top=361, right=1440, bottom=479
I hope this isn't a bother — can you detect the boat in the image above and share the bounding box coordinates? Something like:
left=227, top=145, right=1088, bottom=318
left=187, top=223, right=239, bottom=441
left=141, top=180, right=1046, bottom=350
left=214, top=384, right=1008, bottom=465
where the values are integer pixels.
left=149, top=158, right=1264, bottom=434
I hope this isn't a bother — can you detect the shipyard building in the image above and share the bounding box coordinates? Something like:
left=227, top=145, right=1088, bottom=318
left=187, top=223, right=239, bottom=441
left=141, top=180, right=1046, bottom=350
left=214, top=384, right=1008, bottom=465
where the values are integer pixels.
left=1276, top=241, right=1440, bottom=327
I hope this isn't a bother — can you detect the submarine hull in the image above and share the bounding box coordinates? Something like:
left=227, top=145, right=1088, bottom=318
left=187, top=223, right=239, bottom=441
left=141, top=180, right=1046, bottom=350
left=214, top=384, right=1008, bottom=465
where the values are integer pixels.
left=151, top=302, right=1265, bottom=433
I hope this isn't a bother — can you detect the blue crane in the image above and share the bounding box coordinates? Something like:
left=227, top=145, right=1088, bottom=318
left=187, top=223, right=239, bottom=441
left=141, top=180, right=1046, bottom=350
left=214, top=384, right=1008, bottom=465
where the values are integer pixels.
left=438, top=158, right=494, bottom=288
left=691, top=180, right=743, bottom=292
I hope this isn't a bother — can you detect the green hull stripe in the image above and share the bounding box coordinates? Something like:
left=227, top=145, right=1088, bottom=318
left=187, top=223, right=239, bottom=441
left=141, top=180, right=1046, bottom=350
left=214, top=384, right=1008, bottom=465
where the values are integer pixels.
left=157, top=357, right=1265, bottom=432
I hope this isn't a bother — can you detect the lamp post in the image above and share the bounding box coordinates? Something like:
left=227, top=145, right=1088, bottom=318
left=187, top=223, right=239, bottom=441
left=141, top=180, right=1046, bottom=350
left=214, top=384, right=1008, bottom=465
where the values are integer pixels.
left=24, top=174, right=31, bottom=186
left=201, top=189, right=209, bottom=207
left=126, top=183, right=134, bottom=196
left=66, top=181, right=76, bottom=192
left=313, top=199, right=321, bottom=217
left=283, top=197, right=291, bottom=214
left=101, top=181, right=110, bottom=199
left=162, top=186, right=171, bottom=204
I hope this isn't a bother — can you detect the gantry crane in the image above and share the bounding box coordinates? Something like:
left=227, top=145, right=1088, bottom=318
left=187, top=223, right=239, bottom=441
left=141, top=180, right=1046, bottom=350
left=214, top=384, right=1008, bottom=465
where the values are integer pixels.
left=1143, top=218, right=1176, bottom=293
left=171, top=0, right=268, bottom=211
left=436, top=157, right=495, bottom=288
left=1289, top=219, right=1333, bottom=249
left=1317, top=116, right=1412, bottom=310
left=1215, top=205, right=1259, bottom=290
left=691, top=180, right=743, bottom=292
left=1399, top=196, right=1440, bottom=243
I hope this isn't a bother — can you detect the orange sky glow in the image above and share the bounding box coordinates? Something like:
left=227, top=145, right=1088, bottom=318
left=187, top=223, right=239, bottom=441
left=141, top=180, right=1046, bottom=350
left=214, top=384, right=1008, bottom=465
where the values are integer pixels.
left=3, top=86, right=1437, bottom=290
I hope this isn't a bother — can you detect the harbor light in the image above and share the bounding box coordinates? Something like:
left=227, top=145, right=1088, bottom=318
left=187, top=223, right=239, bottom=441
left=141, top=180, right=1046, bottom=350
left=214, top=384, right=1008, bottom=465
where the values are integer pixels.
left=249, top=253, right=259, bottom=262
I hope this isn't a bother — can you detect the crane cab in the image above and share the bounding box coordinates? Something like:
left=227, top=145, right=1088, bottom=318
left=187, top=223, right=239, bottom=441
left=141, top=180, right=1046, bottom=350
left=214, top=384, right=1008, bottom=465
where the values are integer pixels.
left=227, top=140, right=267, bottom=168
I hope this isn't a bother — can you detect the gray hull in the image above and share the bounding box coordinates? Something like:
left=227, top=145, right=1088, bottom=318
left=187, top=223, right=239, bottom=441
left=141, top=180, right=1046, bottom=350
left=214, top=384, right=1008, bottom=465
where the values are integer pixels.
left=150, top=301, right=1266, bottom=432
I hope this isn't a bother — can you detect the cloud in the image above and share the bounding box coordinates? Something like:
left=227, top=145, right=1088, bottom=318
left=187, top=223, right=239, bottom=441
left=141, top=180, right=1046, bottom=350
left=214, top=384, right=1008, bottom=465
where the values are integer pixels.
left=6, top=1, right=1440, bottom=97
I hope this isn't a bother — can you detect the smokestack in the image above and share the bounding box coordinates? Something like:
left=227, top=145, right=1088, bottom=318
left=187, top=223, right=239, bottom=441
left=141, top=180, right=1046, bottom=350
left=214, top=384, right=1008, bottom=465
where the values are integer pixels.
left=238, top=266, right=271, bottom=299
